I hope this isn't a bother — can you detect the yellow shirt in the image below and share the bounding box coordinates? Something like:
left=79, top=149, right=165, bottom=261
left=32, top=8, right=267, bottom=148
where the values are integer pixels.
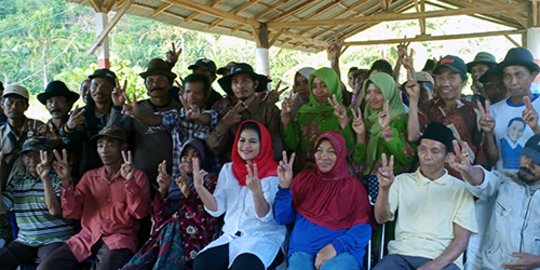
left=387, top=169, right=477, bottom=269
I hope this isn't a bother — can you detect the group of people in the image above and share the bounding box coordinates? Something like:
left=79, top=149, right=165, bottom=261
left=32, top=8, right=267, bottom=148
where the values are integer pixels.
left=0, top=43, right=538, bottom=270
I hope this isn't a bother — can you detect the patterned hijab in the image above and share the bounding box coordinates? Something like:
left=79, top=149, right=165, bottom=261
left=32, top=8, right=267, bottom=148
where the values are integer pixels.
left=299, top=67, right=343, bottom=114
left=291, top=131, right=371, bottom=230
left=363, top=72, right=407, bottom=173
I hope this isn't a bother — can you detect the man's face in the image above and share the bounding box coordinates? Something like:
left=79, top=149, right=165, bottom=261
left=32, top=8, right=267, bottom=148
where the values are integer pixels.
left=46, top=96, right=71, bottom=119
left=483, top=75, right=508, bottom=103
left=503, top=65, right=537, bottom=100
left=90, top=77, right=114, bottom=104
left=184, top=81, right=208, bottom=108
left=434, top=68, right=464, bottom=102
left=471, top=64, right=490, bottom=82
left=145, top=75, right=171, bottom=98
left=231, top=73, right=256, bottom=101
left=80, top=79, right=91, bottom=104
left=2, top=95, right=28, bottom=120
left=517, top=155, right=540, bottom=186
left=193, top=67, right=216, bottom=83
left=23, top=151, right=41, bottom=176
left=507, top=120, right=525, bottom=142
left=417, top=138, right=448, bottom=176
left=97, top=137, right=125, bottom=166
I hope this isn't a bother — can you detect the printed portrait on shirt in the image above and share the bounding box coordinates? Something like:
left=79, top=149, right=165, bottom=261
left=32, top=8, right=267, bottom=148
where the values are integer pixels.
left=500, top=117, right=526, bottom=169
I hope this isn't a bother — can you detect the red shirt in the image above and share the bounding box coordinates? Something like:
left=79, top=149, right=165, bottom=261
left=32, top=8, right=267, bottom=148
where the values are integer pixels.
left=61, top=167, right=151, bottom=262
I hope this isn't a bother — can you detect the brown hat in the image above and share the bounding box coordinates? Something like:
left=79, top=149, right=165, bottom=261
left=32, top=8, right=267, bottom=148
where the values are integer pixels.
left=139, top=58, right=177, bottom=81
left=91, top=125, right=126, bottom=142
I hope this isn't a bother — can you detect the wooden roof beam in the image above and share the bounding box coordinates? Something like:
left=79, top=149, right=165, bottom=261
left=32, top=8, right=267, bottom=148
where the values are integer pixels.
left=207, top=0, right=260, bottom=30
left=164, top=0, right=260, bottom=28
left=153, top=3, right=173, bottom=16
left=344, top=29, right=526, bottom=46
left=88, top=0, right=132, bottom=55
left=268, top=3, right=528, bottom=28
left=267, top=0, right=318, bottom=23
left=255, top=1, right=287, bottom=19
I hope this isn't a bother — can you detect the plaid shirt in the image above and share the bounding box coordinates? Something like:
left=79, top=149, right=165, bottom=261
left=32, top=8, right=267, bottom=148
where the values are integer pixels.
left=159, top=108, right=219, bottom=178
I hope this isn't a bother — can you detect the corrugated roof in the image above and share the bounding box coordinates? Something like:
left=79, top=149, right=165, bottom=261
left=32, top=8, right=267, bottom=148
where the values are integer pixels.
left=68, top=0, right=531, bottom=53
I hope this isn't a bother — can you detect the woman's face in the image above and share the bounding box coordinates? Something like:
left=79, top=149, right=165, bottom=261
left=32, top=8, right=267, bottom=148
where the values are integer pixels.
left=365, top=83, right=385, bottom=110
left=237, top=128, right=260, bottom=162
left=314, top=140, right=337, bottom=173
left=294, top=74, right=310, bottom=100
left=180, top=146, right=199, bottom=174
left=311, top=77, right=329, bottom=104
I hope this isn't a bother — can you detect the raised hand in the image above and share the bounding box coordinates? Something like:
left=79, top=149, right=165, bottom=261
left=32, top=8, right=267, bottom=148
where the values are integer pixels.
left=280, top=93, right=298, bottom=127
left=111, top=78, right=128, bottom=107
left=328, top=94, right=349, bottom=129
left=327, top=39, right=343, bottom=61
left=377, top=153, right=394, bottom=190
left=447, top=140, right=473, bottom=176
left=221, top=101, right=247, bottom=126
left=245, top=163, right=262, bottom=194
left=314, top=244, right=337, bottom=270
left=176, top=161, right=191, bottom=197
left=52, top=149, right=71, bottom=183
left=264, top=80, right=290, bottom=104
left=351, top=107, right=366, bottom=136
left=156, top=160, right=171, bottom=197
left=477, top=100, right=495, bottom=133
left=120, top=150, right=135, bottom=181
left=377, top=101, right=391, bottom=129
left=192, top=157, right=208, bottom=190
left=186, top=104, right=203, bottom=122
left=123, top=94, right=140, bottom=119
left=277, top=151, right=296, bottom=188
left=165, top=42, right=182, bottom=66
left=36, top=150, right=52, bottom=181
left=66, top=105, right=86, bottom=130
left=523, top=96, right=539, bottom=131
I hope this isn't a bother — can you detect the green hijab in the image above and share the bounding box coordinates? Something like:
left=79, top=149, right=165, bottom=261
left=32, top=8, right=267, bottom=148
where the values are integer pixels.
left=363, top=72, right=406, bottom=173
left=299, top=67, right=343, bottom=114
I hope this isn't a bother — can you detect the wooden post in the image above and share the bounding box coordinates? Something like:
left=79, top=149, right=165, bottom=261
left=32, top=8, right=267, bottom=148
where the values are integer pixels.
left=95, top=12, right=110, bottom=69
left=528, top=0, right=540, bottom=83
left=254, top=23, right=270, bottom=78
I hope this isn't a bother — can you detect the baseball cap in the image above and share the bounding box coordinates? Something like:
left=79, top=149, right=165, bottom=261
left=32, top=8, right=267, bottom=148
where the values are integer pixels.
left=3, top=84, right=30, bottom=99
left=88, top=69, right=117, bottom=87
left=20, top=136, right=51, bottom=155
left=522, top=134, right=540, bottom=165
left=433, top=55, right=467, bottom=80
left=188, top=58, right=217, bottom=74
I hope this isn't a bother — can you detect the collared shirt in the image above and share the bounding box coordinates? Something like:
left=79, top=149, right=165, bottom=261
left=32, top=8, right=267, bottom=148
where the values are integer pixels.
left=158, top=107, right=218, bottom=178
left=2, top=170, right=73, bottom=247
left=61, top=167, right=151, bottom=262
left=207, top=96, right=283, bottom=161
left=387, top=169, right=477, bottom=269
left=464, top=168, right=540, bottom=270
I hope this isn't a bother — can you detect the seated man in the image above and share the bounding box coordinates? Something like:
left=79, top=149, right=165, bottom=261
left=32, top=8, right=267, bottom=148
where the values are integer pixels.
left=374, top=122, right=477, bottom=270
left=456, top=134, right=540, bottom=270
left=0, top=137, right=73, bottom=269
left=38, top=126, right=151, bottom=270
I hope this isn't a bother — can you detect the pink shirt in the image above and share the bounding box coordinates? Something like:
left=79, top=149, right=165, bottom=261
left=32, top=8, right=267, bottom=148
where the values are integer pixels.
left=61, top=167, right=151, bottom=262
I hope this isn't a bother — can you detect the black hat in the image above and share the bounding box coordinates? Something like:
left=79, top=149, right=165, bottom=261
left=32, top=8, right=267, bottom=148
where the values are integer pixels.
left=478, top=66, right=502, bottom=84
left=19, top=136, right=51, bottom=155
left=433, top=55, right=467, bottom=80
left=139, top=58, right=176, bottom=81
left=499, top=47, right=540, bottom=73
left=523, top=134, right=540, bottom=165
left=420, top=122, right=455, bottom=153
left=188, top=58, right=217, bottom=74
left=217, top=63, right=270, bottom=95
left=89, top=68, right=117, bottom=87
left=37, top=80, right=80, bottom=105
left=216, top=61, right=238, bottom=75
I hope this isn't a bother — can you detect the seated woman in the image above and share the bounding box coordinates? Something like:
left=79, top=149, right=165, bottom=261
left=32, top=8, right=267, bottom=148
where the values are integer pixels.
left=274, top=131, right=372, bottom=270
left=122, top=138, right=217, bottom=270
left=193, top=120, right=286, bottom=270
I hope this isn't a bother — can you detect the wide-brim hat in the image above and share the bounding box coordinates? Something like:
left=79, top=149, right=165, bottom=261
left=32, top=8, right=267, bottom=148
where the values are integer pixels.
left=188, top=58, right=217, bottom=74
left=217, top=63, right=271, bottom=96
left=522, top=134, right=540, bottom=165
left=478, top=66, right=502, bottom=84
left=37, top=80, right=80, bottom=105
left=466, top=52, right=497, bottom=72
left=139, top=58, right=176, bottom=81
left=91, top=125, right=127, bottom=142
left=499, top=47, right=540, bottom=73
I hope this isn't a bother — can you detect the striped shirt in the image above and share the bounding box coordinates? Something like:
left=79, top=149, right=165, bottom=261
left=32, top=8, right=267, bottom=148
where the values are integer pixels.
left=2, top=169, right=73, bottom=247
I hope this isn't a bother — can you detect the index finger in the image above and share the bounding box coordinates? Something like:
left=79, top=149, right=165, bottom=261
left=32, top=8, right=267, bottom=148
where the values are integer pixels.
left=356, top=107, right=363, bottom=119
left=252, top=163, right=258, bottom=178
left=122, top=79, right=128, bottom=91
left=524, top=95, right=533, bottom=110
left=171, top=42, right=175, bottom=52
left=452, top=140, right=462, bottom=157
left=277, top=86, right=289, bottom=96
left=485, top=100, right=491, bottom=116
left=351, top=108, right=358, bottom=119
left=381, top=153, right=388, bottom=167
left=281, top=150, right=288, bottom=164
left=115, top=78, right=121, bottom=90
left=288, top=152, right=296, bottom=166
left=192, top=157, right=200, bottom=172
left=275, top=80, right=282, bottom=92
left=384, top=100, right=389, bottom=112
left=53, top=149, right=62, bottom=162
left=127, top=150, right=133, bottom=163
left=62, top=149, right=68, bottom=162
left=476, top=101, right=486, bottom=116
left=121, top=150, right=128, bottom=163
left=389, top=155, right=394, bottom=170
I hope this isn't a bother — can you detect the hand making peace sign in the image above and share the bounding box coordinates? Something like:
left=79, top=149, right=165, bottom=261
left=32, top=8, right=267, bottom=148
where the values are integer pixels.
left=277, top=151, right=296, bottom=189
left=120, top=150, right=135, bottom=181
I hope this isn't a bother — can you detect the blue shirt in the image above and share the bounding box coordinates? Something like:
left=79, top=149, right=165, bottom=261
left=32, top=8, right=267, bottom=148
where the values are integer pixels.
left=273, top=187, right=371, bottom=266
